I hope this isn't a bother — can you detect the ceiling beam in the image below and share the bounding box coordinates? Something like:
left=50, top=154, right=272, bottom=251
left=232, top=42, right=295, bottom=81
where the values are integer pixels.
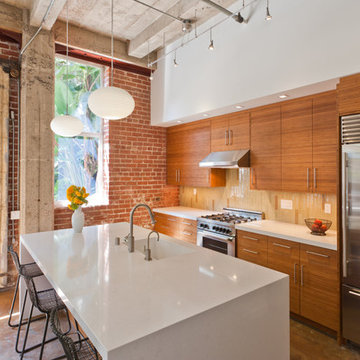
left=128, top=0, right=201, bottom=59
left=0, top=2, right=22, bottom=33
left=53, top=21, right=156, bottom=69
left=30, top=0, right=67, bottom=30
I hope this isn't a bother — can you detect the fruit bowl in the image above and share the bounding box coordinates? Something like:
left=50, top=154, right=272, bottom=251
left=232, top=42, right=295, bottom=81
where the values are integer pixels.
left=305, top=218, right=332, bottom=236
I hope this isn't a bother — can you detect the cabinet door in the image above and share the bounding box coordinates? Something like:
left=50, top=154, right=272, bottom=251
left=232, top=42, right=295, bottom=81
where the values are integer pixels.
left=211, top=115, right=229, bottom=152
left=267, top=237, right=300, bottom=314
left=167, top=127, right=184, bottom=185
left=154, top=213, right=178, bottom=237
left=337, top=74, right=360, bottom=116
left=177, top=218, right=197, bottom=244
left=300, top=244, right=339, bottom=331
left=312, top=91, right=338, bottom=193
left=281, top=99, right=313, bottom=192
left=250, top=105, right=282, bottom=190
left=228, top=111, right=250, bottom=151
left=236, top=230, right=267, bottom=266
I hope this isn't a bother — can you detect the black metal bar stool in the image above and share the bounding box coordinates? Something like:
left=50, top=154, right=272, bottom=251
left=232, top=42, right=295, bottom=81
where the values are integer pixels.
left=19, top=272, right=73, bottom=359
left=50, top=307, right=99, bottom=360
left=8, top=244, right=44, bottom=329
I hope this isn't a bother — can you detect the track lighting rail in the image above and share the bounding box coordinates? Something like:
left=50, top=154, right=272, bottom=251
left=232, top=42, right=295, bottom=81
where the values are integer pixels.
left=202, top=0, right=243, bottom=23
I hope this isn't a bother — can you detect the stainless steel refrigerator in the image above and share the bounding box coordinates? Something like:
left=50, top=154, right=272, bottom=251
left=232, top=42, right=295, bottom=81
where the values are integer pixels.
left=342, top=114, right=360, bottom=345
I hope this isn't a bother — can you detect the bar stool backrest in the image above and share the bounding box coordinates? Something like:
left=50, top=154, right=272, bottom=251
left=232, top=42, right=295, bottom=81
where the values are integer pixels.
left=8, top=245, right=21, bottom=273
left=50, top=308, right=78, bottom=360
left=23, top=276, right=40, bottom=310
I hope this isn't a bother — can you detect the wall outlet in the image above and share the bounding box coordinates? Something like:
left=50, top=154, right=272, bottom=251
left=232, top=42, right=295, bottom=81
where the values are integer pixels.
left=324, top=203, right=331, bottom=214
left=10, top=211, right=20, bottom=220
left=280, top=199, right=293, bottom=210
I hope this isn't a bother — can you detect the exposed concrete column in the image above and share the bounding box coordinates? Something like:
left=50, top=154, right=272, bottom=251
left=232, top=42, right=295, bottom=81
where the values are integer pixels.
left=20, top=10, right=55, bottom=234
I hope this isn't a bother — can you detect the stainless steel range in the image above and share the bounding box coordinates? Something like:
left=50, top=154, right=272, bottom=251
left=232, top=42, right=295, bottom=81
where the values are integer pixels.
left=197, top=208, right=264, bottom=256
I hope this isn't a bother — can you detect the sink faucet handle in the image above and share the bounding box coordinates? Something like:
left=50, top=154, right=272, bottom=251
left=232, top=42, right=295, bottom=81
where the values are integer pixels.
left=124, top=233, right=131, bottom=243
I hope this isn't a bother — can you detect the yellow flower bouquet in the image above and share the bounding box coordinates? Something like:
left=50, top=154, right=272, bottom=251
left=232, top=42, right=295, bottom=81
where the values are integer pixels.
left=67, top=185, right=89, bottom=211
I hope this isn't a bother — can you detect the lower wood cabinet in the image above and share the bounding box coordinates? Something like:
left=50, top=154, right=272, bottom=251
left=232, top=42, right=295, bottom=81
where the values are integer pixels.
left=154, top=212, right=197, bottom=244
left=237, top=230, right=339, bottom=332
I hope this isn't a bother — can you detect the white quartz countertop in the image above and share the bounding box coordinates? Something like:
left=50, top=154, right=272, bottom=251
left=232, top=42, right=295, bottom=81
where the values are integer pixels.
left=236, top=220, right=337, bottom=250
left=152, top=206, right=218, bottom=220
left=21, top=223, right=287, bottom=358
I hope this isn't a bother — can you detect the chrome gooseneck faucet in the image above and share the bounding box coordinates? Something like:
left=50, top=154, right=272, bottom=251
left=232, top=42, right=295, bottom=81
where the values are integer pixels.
left=126, top=204, right=156, bottom=253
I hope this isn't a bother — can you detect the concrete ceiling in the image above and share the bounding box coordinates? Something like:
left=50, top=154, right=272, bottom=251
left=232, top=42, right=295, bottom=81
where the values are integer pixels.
left=3, top=0, right=239, bottom=59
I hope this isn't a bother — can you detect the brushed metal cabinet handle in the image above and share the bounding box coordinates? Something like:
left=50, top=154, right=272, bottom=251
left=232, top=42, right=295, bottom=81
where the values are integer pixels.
left=167, top=218, right=177, bottom=222
left=306, top=250, right=329, bottom=258
left=273, top=242, right=291, bottom=249
left=178, top=169, right=181, bottom=183
left=307, top=168, right=310, bottom=190
left=225, top=130, right=228, bottom=145
left=342, top=152, right=348, bottom=278
left=313, top=168, right=317, bottom=190
left=243, top=235, right=259, bottom=241
left=294, top=263, right=297, bottom=284
left=182, top=221, right=192, bottom=226
left=349, top=290, right=360, bottom=297
left=300, top=265, right=304, bottom=286
left=182, top=231, right=192, bottom=236
left=242, top=248, right=259, bottom=255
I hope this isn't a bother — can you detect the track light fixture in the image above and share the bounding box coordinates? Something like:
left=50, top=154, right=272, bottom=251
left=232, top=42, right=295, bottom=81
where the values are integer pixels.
left=265, top=0, right=272, bottom=20
left=173, top=50, right=179, bottom=67
left=208, top=28, right=214, bottom=51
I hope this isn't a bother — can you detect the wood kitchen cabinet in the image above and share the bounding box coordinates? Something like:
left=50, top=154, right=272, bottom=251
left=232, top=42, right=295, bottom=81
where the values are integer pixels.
left=237, top=230, right=339, bottom=332
left=211, top=112, right=250, bottom=152
left=250, top=105, right=282, bottom=190
left=337, top=73, right=360, bottom=116
left=281, top=98, right=313, bottom=192
left=154, top=212, right=197, bottom=244
left=167, top=121, right=225, bottom=187
left=267, top=237, right=300, bottom=314
left=299, top=244, right=339, bottom=331
left=281, top=91, right=337, bottom=193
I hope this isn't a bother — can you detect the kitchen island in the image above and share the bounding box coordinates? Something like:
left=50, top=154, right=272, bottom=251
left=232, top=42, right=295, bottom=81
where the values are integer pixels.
left=21, top=222, right=289, bottom=360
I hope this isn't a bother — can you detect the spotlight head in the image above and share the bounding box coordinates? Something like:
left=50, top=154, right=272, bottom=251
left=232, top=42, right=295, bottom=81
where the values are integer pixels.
left=265, top=7, right=272, bottom=20
left=236, top=12, right=244, bottom=23
left=173, top=59, right=179, bottom=67
left=182, top=19, right=193, bottom=33
left=208, top=40, right=214, bottom=51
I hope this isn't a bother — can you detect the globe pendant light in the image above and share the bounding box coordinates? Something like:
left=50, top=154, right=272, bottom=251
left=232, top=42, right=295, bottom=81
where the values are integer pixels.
left=50, top=0, right=83, bottom=137
left=88, top=0, right=135, bottom=120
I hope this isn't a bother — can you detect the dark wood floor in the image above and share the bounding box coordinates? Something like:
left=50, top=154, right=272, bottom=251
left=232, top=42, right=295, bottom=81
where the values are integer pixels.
left=1, top=289, right=360, bottom=359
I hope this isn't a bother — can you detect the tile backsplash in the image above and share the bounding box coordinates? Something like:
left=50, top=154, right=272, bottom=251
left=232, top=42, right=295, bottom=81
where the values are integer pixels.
left=180, top=169, right=337, bottom=229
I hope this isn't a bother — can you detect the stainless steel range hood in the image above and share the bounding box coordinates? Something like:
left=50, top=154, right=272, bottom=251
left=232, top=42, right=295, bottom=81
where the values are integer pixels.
left=199, top=150, right=250, bottom=168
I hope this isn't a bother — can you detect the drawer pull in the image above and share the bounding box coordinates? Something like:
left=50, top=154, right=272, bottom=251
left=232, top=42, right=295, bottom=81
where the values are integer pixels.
left=182, top=231, right=192, bottom=236
left=243, top=236, right=259, bottom=241
left=273, top=242, right=291, bottom=249
left=182, top=221, right=192, bottom=226
left=242, top=248, right=259, bottom=255
left=349, top=290, right=360, bottom=297
left=306, top=250, right=329, bottom=258
left=167, top=218, right=177, bottom=222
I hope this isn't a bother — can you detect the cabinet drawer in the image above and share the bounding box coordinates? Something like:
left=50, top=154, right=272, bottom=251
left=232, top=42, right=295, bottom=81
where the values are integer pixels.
left=177, top=229, right=197, bottom=244
left=237, top=230, right=267, bottom=266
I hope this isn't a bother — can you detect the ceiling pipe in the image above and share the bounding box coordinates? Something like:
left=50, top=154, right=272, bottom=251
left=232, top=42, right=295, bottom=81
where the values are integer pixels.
left=202, top=0, right=244, bottom=23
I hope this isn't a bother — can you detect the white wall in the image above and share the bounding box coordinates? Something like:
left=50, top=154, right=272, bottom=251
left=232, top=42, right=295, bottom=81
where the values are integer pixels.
left=151, top=0, right=360, bottom=126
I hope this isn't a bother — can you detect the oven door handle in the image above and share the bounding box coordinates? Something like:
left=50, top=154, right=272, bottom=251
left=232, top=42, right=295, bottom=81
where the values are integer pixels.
left=197, top=230, right=234, bottom=242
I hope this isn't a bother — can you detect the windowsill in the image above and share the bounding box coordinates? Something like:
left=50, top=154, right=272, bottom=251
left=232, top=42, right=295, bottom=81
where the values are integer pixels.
left=54, top=194, right=109, bottom=209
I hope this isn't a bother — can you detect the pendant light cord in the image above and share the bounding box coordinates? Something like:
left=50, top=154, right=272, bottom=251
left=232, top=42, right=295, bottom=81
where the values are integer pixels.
left=111, top=0, right=114, bottom=87
left=66, top=0, right=69, bottom=115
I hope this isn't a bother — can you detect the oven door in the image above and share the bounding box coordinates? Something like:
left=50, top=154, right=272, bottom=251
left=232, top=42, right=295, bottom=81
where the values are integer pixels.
left=197, top=229, right=235, bottom=256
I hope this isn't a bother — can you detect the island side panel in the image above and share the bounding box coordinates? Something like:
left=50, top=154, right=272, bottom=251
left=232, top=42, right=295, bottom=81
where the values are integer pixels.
left=108, top=277, right=289, bottom=360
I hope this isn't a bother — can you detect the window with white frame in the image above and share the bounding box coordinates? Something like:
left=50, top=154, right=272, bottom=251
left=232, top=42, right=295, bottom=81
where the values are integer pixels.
left=54, top=56, right=104, bottom=205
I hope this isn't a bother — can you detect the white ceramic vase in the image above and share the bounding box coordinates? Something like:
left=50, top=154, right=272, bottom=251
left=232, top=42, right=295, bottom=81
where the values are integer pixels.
left=72, top=207, right=84, bottom=233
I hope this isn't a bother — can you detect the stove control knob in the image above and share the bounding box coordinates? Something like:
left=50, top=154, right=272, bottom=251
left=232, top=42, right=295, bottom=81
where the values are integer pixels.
left=220, top=228, right=226, bottom=233
left=226, top=229, right=231, bottom=234
left=204, top=224, right=209, bottom=229
left=213, top=226, right=218, bottom=231
left=200, top=223, right=204, bottom=227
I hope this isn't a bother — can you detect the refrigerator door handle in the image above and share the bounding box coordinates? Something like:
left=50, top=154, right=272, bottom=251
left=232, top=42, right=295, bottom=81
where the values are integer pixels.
left=342, top=151, right=348, bottom=278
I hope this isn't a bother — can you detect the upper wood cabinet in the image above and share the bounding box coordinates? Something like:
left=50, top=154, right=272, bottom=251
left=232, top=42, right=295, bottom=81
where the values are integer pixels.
left=281, top=99, right=313, bottom=192
left=167, top=121, right=226, bottom=187
left=250, top=105, right=282, bottom=190
left=337, top=74, right=360, bottom=116
left=211, top=112, right=250, bottom=152
left=312, top=92, right=338, bottom=193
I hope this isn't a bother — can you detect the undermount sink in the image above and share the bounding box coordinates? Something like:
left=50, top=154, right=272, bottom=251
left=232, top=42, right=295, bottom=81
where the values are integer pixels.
left=135, top=237, right=194, bottom=260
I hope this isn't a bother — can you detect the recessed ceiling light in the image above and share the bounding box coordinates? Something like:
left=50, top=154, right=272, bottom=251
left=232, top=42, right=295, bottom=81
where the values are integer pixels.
left=279, top=94, right=289, bottom=99
left=203, top=113, right=209, bottom=117
left=235, top=105, right=244, bottom=109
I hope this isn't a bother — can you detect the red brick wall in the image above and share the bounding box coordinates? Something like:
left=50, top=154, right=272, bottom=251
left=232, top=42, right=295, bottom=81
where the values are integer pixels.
left=0, top=39, right=20, bottom=281
left=54, top=67, right=179, bottom=229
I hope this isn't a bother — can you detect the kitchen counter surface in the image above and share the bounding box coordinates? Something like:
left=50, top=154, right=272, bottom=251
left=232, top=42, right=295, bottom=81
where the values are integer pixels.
left=21, top=222, right=289, bottom=360
left=236, top=220, right=337, bottom=250
left=152, top=206, right=218, bottom=220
